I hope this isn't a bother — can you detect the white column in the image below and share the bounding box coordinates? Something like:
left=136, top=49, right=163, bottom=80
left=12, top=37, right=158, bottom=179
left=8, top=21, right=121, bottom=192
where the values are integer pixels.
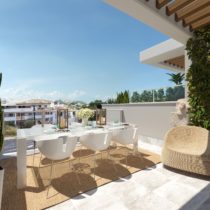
left=17, top=136, right=27, bottom=189
left=184, top=50, right=192, bottom=99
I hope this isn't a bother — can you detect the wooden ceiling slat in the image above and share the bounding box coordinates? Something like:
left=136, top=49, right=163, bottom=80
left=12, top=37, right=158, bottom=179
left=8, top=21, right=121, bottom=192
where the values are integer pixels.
left=167, top=56, right=184, bottom=62
left=156, top=0, right=169, bottom=9
left=175, top=0, right=210, bottom=22
left=172, top=60, right=182, bottom=65
left=166, top=0, right=195, bottom=16
left=164, top=55, right=185, bottom=69
left=183, top=6, right=210, bottom=27
left=175, top=61, right=183, bottom=65
left=191, top=15, right=210, bottom=30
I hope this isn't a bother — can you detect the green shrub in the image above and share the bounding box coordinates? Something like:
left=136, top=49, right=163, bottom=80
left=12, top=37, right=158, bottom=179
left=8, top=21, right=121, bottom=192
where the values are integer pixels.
left=5, top=121, right=15, bottom=127
left=17, top=120, right=35, bottom=128
left=5, top=125, right=17, bottom=137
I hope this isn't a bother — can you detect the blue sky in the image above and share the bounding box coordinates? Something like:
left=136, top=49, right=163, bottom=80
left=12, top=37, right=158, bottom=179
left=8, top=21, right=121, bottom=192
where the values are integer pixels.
left=0, top=0, right=173, bottom=102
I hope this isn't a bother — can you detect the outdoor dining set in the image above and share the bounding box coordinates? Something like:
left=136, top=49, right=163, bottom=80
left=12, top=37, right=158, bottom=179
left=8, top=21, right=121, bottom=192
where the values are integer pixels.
left=16, top=122, right=138, bottom=196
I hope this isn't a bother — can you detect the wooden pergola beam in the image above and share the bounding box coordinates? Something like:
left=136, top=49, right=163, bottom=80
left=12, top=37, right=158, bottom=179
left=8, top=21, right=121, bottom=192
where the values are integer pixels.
left=166, top=0, right=195, bottom=16
left=175, top=0, right=210, bottom=22
left=183, top=6, right=210, bottom=27
left=156, top=0, right=169, bottom=9
left=191, top=15, right=210, bottom=30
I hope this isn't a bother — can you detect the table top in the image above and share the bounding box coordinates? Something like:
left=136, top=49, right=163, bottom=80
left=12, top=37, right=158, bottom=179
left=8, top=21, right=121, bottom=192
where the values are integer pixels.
left=16, top=123, right=131, bottom=141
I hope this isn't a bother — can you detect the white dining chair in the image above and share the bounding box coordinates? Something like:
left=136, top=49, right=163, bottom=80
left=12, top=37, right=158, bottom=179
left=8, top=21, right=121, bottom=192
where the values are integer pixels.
left=31, top=124, right=56, bottom=165
left=79, top=131, right=112, bottom=179
left=111, top=126, right=139, bottom=167
left=35, top=135, right=79, bottom=197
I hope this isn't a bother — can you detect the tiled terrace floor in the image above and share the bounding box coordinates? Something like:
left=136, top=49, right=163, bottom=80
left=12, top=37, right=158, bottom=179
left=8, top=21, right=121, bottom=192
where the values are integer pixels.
left=46, top=141, right=210, bottom=210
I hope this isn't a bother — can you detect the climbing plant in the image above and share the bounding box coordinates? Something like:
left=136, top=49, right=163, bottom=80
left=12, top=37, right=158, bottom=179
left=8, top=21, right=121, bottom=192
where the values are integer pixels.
left=186, top=25, right=210, bottom=129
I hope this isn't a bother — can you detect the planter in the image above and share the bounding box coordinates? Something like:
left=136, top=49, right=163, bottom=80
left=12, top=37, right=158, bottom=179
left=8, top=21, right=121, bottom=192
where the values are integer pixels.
left=0, top=166, right=4, bottom=209
left=82, top=118, right=88, bottom=126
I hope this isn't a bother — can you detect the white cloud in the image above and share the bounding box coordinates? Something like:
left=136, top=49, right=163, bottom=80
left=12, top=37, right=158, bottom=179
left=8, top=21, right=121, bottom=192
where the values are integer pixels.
left=1, top=86, right=86, bottom=102
left=68, top=90, right=86, bottom=99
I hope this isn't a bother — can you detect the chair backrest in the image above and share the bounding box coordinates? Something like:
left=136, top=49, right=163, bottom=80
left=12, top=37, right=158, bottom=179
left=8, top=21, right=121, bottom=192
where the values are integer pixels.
left=30, top=125, right=44, bottom=136
left=36, top=135, right=78, bottom=160
left=112, top=127, right=138, bottom=145
left=79, top=131, right=112, bottom=151
left=164, top=126, right=210, bottom=154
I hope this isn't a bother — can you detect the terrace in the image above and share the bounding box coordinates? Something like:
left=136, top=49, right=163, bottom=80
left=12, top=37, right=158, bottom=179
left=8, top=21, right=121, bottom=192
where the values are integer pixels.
left=0, top=0, right=210, bottom=210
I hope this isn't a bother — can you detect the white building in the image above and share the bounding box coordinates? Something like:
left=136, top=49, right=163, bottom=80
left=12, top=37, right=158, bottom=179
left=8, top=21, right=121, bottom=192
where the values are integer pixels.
left=3, top=99, right=56, bottom=125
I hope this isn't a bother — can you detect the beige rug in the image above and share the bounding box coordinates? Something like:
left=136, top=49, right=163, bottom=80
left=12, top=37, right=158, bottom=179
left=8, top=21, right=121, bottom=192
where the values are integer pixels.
left=0, top=146, right=160, bottom=210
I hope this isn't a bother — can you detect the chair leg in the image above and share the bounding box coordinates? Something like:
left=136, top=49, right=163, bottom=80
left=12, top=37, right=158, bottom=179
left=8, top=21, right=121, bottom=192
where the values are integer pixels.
left=79, top=144, right=84, bottom=163
left=93, top=154, right=97, bottom=180
left=69, top=160, right=81, bottom=185
left=32, top=141, right=36, bottom=166
left=125, top=150, right=129, bottom=169
left=107, top=147, right=118, bottom=173
left=132, top=145, right=143, bottom=160
left=38, top=154, right=42, bottom=168
left=47, top=160, right=54, bottom=198
left=36, top=154, right=42, bottom=180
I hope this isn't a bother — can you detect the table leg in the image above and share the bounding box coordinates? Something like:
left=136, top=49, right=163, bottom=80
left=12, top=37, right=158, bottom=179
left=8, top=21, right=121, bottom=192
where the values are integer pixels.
left=133, top=136, right=139, bottom=155
left=17, top=138, right=27, bottom=189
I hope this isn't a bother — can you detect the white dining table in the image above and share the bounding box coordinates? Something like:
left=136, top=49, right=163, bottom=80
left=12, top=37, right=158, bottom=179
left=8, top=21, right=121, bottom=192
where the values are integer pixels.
left=16, top=124, right=138, bottom=189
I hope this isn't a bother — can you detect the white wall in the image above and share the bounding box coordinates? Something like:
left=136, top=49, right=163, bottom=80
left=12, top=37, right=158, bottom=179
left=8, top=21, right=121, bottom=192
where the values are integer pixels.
left=103, top=102, right=176, bottom=140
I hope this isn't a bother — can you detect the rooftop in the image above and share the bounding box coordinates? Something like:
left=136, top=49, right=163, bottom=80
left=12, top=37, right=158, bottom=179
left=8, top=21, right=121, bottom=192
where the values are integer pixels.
left=17, top=99, right=53, bottom=105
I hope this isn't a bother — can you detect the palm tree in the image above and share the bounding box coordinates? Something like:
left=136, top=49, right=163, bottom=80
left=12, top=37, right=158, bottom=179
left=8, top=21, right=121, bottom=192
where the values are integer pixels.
left=167, top=72, right=185, bottom=85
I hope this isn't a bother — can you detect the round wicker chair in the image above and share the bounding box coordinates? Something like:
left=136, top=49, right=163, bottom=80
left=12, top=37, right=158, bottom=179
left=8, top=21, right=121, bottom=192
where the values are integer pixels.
left=162, top=126, right=210, bottom=176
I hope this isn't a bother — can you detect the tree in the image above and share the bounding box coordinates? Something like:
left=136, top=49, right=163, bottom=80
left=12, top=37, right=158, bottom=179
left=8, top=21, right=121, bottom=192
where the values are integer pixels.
left=155, top=88, right=165, bottom=102
left=88, top=100, right=103, bottom=109
left=123, top=90, right=130, bottom=103
left=116, top=92, right=123, bottom=103
left=167, top=73, right=185, bottom=85
left=116, top=90, right=130, bottom=103
left=131, top=91, right=141, bottom=102
left=140, top=90, right=153, bottom=102
left=165, top=87, right=175, bottom=101
left=174, top=86, right=185, bottom=100
left=107, top=98, right=116, bottom=104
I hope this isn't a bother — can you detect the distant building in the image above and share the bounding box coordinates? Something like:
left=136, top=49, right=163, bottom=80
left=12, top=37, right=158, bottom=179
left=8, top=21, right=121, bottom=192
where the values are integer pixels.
left=3, top=99, right=56, bottom=125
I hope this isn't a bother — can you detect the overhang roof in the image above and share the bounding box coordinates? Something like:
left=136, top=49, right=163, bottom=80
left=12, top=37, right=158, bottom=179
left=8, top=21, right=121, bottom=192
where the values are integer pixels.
left=140, top=39, right=185, bottom=72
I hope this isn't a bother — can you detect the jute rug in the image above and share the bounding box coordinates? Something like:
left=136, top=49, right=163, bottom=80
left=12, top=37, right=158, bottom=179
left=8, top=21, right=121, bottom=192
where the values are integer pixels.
left=0, top=146, right=160, bottom=210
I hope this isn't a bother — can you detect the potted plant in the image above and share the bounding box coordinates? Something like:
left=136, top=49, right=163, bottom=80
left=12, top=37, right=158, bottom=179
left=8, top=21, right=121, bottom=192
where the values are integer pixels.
left=0, top=73, right=4, bottom=209
left=77, top=108, right=94, bottom=126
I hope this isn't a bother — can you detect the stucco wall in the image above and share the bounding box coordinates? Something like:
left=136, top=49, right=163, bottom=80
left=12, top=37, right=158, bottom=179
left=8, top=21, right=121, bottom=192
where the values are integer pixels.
left=103, top=102, right=176, bottom=140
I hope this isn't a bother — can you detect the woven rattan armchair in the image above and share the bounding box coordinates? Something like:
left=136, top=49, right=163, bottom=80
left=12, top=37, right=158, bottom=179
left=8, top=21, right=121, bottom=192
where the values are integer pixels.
left=162, top=126, right=210, bottom=176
